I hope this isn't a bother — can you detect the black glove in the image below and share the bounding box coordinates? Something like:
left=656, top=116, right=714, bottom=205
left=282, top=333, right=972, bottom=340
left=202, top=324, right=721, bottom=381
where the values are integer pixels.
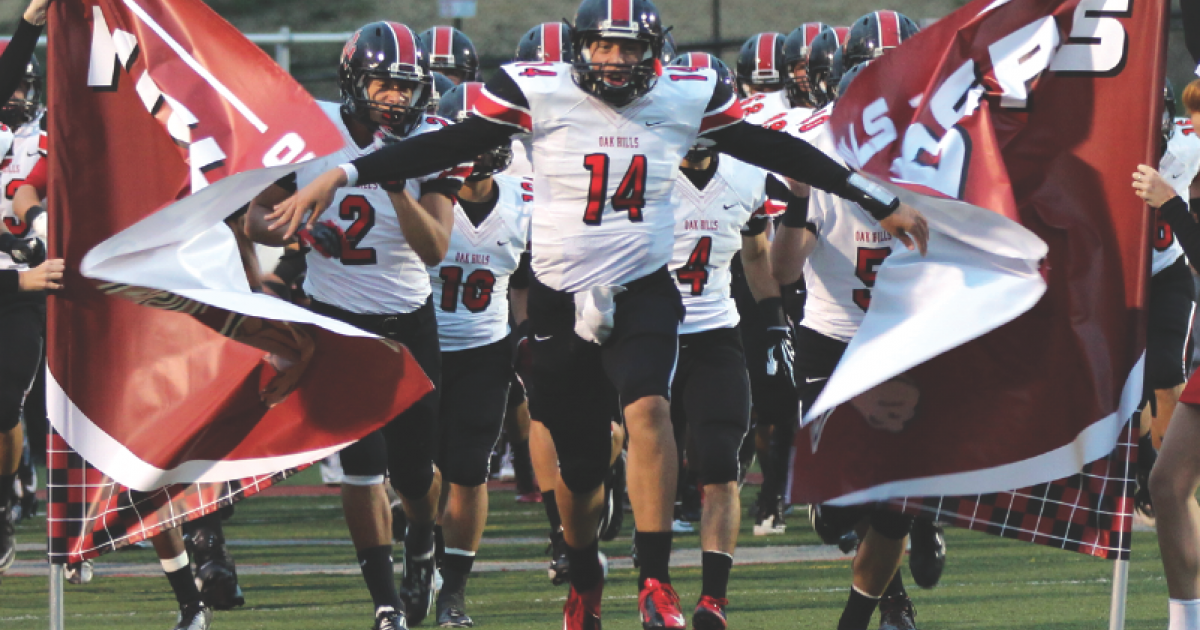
left=759, top=297, right=795, bottom=391
left=296, top=220, right=346, bottom=259
left=0, top=232, right=45, bottom=266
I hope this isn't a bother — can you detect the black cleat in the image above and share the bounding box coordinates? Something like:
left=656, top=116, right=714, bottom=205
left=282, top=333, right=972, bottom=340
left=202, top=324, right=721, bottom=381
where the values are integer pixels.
left=908, top=518, right=946, bottom=589
left=373, top=606, right=409, bottom=630
left=436, top=588, right=474, bottom=627
left=547, top=527, right=570, bottom=585
left=400, top=554, right=438, bottom=625
left=172, top=601, right=213, bottom=630
left=878, top=594, right=918, bottom=630
left=190, top=527, right=244, bottom=609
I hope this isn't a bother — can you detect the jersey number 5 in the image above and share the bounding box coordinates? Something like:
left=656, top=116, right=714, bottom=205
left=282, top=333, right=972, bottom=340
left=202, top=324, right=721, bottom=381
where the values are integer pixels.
left=440, top=266, right=497, bottom=313
left=583, top=153, right=647, bottom=225
left=852, top=247, right=891, bottom=311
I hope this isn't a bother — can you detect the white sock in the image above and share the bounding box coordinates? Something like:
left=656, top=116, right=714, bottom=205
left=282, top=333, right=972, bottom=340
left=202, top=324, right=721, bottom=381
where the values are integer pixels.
left=159, top=551, right=189, bottom=574
left=1169, top=598, right=1200, bottom=630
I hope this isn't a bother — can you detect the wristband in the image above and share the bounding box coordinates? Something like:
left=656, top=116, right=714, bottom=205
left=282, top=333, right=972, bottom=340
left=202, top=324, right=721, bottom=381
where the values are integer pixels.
left=24, top=205, right=44, bottom=225
left=338, top=163, right=359, bottom=187
left=780, top=194, right=810, bottom=228
left=844, top=172, right=899, bottom=220
left=757, top=296, right=788, bottom=329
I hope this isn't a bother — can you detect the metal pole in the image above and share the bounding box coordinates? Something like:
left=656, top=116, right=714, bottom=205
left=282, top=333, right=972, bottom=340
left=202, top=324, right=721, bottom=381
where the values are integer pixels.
left=49, top=563, right=64, bottom=630
left=711, top=0, right=721, bottom=55
left=274, top=26, right=290, bottom=74
left=1109, top=559, right=1129, bottom=630
left=453, top=18, right=464, bottom=32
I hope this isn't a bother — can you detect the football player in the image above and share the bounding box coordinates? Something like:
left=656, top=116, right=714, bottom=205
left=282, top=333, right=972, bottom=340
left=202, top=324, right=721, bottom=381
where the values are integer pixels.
left=419, top=27, right=480, bottom=85
left=426, top=82, right=533, bottom=627
left=270, top=2, right=928, bottom=628
left=246, top=22, right=466, bottom=630
left=1132, top=77, right=1200, bottom=630
left=667, top=51, right=788, bottom=629
left=736, top=32, right=788, bottom=117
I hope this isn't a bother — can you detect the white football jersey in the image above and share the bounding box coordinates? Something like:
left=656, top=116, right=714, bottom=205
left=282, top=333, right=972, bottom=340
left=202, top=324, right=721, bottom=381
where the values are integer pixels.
left=671, top=157, right=768, bottom=335
left=476, top=62, right=742, bottom=292
left=784, top=109, right=896, bottom=342
left=740, top=90, right=793, bottom=126
left=505, top=136, right=534, bottom=178
left=1154, top=117, right=1199, bottom=275
left=430, top=174, right=534, bottom=352
left=0, top=118, right=41, bottom=271
left=302, top=102, right=466, bottom=314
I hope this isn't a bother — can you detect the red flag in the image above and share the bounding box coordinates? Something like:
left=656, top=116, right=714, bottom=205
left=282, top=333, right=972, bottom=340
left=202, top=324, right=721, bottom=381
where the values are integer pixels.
left=47, top=0, right=432, bottom=491
left=790, top=0, right=1162, bottom=504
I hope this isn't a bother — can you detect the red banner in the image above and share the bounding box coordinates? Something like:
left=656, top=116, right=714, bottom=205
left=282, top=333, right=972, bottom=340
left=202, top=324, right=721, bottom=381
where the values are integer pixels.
left=790, top=0, right=1162, bottom=505
left=46, top=0, right=431, bottom=492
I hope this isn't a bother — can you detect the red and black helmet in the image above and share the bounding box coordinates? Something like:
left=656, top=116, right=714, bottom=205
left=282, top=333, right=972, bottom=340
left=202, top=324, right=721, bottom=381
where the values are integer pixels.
left=843, top=10, right=920, bottom=70
left=735, top=32, right=787, bottom=97
left=781, top=23, right=830, bottom=107
left=418, top=26, right=480, bottom=82
left=515, top=22, right=574, bottom=62
left=0, top=41, right=39, bottom=128
left=806, top=27, right=848, bottom=108
left=571, top=0, right=665, bottom=107
left=436, top=82, right=514, bottom=180
left=339, top=21, right=433, bottom=136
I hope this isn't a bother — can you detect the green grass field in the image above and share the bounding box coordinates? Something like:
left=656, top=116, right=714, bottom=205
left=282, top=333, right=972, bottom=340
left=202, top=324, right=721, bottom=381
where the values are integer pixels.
left=0, top=469, right=1179, bottom=629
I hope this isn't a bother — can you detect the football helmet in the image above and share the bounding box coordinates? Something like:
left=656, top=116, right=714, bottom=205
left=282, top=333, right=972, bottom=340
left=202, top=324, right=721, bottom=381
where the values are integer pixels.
left=781, top=23, right=830, bottom=107
left=515, top=22, right=574, bottom=62
left=436, top=82, right=513, bottom=180
left=807, top=27, right=847, bottom=108
left=1164, top=79, right=1177, bottom=152
left=843, top=10, right=920, bottom=69
left=339, top=21, right=432, bottom=137
left=571, top=0, right=665, bottom=107
left=418, top=26, right=480, bottom=82
left=427, top=72, right=456, bottom=113
left=736, top=32, right=787, bottom=97
left=660, top=31, right=677, bottom=65
left=0, top=42, right=39, bottom=128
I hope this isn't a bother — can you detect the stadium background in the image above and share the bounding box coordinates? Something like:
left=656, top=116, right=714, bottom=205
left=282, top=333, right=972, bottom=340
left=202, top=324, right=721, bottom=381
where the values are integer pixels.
left=0, top=0, right=1188, bottom=104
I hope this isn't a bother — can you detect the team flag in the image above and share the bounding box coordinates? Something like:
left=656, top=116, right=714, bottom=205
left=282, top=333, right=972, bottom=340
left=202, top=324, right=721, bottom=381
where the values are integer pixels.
left=790, top=0, right=1163, bottom=505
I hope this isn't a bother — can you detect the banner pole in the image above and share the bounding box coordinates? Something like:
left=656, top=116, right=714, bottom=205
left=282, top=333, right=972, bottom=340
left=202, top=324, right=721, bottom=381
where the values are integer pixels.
left=49, top=563, right=64, bottom=630
left=1109, top=558, right=1129, bottom=630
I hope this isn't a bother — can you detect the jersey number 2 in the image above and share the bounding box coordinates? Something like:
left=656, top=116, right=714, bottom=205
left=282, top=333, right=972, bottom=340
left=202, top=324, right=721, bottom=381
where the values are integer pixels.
left=339, top=195, right=377, bottom=265
left=583, top=153, right=647, bottom=225
left=852, top=247, right=891, bottom=311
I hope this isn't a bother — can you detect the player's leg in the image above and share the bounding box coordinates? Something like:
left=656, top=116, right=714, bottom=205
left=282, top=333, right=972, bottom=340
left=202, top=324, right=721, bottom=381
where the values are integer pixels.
left=434, top=339, right=512, bottom=627
left=184, top=511, right=244, bottom=610
left=152, top=527, right=211, bottom=630
left=0, top=302, right=42, bottom=574
left=838, top=511, right=913, bottom=630
left=1151, top=399, right=1200, bottom=629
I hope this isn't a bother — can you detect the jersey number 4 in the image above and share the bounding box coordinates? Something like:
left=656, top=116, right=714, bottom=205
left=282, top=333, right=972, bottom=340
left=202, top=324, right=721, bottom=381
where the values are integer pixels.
left=439, top=266, right=497, bottom=313
left=675, top=236, right=712, bottom=295
left=339, top=195, right=377, bottom=265
left=852, top=247, right=891, bottom=311
left=583, top=153, right=647, bottom=225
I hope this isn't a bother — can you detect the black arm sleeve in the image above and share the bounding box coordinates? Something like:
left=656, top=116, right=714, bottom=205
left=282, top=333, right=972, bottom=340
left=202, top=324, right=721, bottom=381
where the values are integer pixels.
left=1184, top=0, right=1200, bottom=64
left=510, top=251, right=532, bottom=290
left=1160, top=196, right=1200, bottom=269
left=0, top=19, right=42, bottom=108
left=0, top=269, right=16, bottom=295
left=352, top=117, right=516, bottom=186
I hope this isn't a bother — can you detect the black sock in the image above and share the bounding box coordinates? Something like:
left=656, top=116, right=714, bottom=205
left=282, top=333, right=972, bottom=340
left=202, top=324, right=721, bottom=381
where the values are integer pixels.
left=542, top=490, right=563, bottom=531
left=882, top=572, right=906, bottom=599
left=635, top=530, right=673, bottom=586
left=565, top=538, right=603, bottom=593
left=837, top=586, right=880, bottom=630
left=700, top=551, right=733, bottom=600
left=165, top=566, right=202, bottom=607
left=405, top=519, right=436, bottom=561
left=0, top=473, right=14, bottom=508
left=356, top=545, right=402, bottom=611
left=441, top=549, right=475, bottom=595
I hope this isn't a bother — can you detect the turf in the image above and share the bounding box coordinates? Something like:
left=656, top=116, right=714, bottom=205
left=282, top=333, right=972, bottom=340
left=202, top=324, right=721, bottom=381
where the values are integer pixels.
left=0, top=476, right=1177, bottom=629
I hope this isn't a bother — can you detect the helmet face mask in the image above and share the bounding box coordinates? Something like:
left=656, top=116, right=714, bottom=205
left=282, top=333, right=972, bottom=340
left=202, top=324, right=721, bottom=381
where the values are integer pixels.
left=805, top=28, right=844, bottom=108
left=0, top=49, right=40, bottom=128
left=436, top=82, right=513, bottom=180
left=571, top=0, right=664, bottom=108
left=781, top=23, right=830, bottom=107
left=339, top=21, right=433, bottom=138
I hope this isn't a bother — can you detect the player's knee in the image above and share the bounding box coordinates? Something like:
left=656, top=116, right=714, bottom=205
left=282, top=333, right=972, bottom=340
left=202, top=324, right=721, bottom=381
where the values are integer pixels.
left=558, top=457, right=606, bottom=494
left=391, top=460, right=436, bottom=500
left=694, top=434, right=743, bottom=486
left=869, top=509, right=913, bottom=540
left=1146, top=360, right=1186, bottom=392
left=443, top=450, right=492, bottom=488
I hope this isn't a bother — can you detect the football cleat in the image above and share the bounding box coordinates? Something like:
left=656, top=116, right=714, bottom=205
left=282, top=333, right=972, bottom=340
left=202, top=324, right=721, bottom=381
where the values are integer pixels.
left=65, top=560, right=94, bottom=585
left=400, top=554, right=439, bottom=625
left=191, top=527, right=244, bottom=610
left=515, top=491, right=543, bottom=504
left=563, top=583, right=603, bottom=630
left=547, top=527, right=570, bottom=585
left=878, top=594, right=918, bottom=630
left=0, top=507, right=14, bottom=575
left=752, top=495, right=786, bottom=536
left=435, top=588, right=473, bottom=628
left=692, top=595, right=729, bottom=630
left=639, top=578, right=686, bottom=630
left=373, top=606, right=409, bottom=630
left=908, top=518, right=946, bottom=589
left=172, top=600, right=213, bottom=630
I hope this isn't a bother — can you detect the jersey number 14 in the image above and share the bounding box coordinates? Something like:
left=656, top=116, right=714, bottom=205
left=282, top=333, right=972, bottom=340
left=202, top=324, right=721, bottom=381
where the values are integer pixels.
left=583, top=153, right=648, bottom=225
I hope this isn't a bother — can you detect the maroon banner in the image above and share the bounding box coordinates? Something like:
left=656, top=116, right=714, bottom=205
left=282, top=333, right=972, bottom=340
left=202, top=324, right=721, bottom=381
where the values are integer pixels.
left=790, top=0, right=1163, bottom=505
left=46, top=0, right=431, bottom=494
